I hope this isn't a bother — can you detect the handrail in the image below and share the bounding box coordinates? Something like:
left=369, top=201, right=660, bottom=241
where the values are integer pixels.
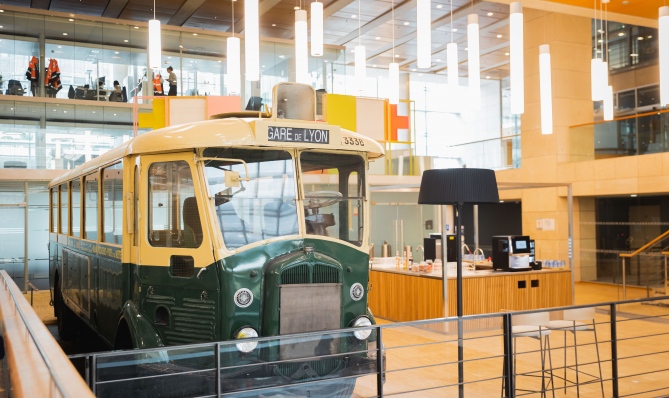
left=0, top=270, right=94, bottom=398
left=619, top=229, right=669, bottom=258
left=569, top=107, right=669, bottom=129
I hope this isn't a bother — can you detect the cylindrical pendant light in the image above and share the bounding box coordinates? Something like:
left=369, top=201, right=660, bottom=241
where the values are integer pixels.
left=447, top=42, right=458, bottom=86
left=389, top=63, right=399, bottom=104
left=510, top=2, right=524, bottom=114
left=417, top=0, right=431, bottom=68
left=227, top=37, right=241, bottom=94
left=539, top=44, right=553, bottom=135
left=148, top=19, right=161, bottom=69
left=245, top=0, right=260, bottom=81
left=660, top=6, right=669, bottom=105
left=295, top=10, right=309, bottom=84
left=591, top=58, right=603, bottom=100
left=467, top=13, right=480, bottom=109
left=603, top=85, right=614, bottom=120
left=311, top=1, right=323, bottom=56
left=355, top=45, right=366, bottom=91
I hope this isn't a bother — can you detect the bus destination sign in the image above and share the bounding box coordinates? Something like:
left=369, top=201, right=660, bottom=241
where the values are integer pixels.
left=267, top=126, right=329, bottom=144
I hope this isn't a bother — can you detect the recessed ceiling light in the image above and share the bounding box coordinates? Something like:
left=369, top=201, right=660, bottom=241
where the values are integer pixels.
left=505, top=52, right=509, bottom=56
left=134, top=26, right=139, bottom=29
left=0, top=10, right=4, bottom=12
left=465, top=47, right=468, bottom=51
left=63, top=33, right=67, bottom=35
left=115, top=51, right=119, bottom=54
left=630, top=53, right=638, bottom=57
left=452, top=28, right=457, bottom=32
left=436, top=58, right=441, bottom=62
left=168, top=56, right=171, bottom=58
left=618, top=32, right=624, bottom=36
left=262, top=65, right=265, bottom=67
left=376, top=36, right=380, bottom=40
left=497, top=34, right=502, bottom=38
left=648, top=35, right=652, bottom=38
left=437, top=4, right=442, bottom=8
left=193, top=33, right=197, bottom=36
left=637, top=37, right=643, bottom=40
left=279, top=55, right=285, bottom=58
left=411, top=68, right=416, bottom=71
left=598, top=39, right=603, bottom=43
left=351, top=14, right=356, bottom=18
left=69, top=18, right=74, bottom=21
left=272, top=24, right=276, bottom=26
left=114, top=114, right=117, bottom=116
left=57, top=46, right=62, bottom=48
left=631, top=194, right=637, bottom=197
left=486, top=76, right=490, bottom=79
left=372, top=64, right=377, bottom=67
left=598, top=29, right=604, bottom=33
left=487, top=12, right=493, bottom=16
left=124, top=39, right=129, bottom=42
left=395, top=54, right=400, bottom=57
left=218, top=60, right=221, bottom=62
left=404, top=22, right=409, bottom=25
left=324, top=60, right=328, bottom=62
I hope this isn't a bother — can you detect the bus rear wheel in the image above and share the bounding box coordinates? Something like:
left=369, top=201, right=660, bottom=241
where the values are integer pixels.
left=56, top=287, right=79, bottom=341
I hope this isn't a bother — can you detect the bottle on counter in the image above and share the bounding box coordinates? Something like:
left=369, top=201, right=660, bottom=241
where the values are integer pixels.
left=403, top=250, right=407, bottom=270
left=396, top=251, right=400, bottom=269
left=408, top=250, right=413, bottom=267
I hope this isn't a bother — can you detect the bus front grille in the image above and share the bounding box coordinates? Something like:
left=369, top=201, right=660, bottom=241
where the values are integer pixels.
left=280, top=263, right=340, bottom=285
left=164, top=298, right=216, bottom=344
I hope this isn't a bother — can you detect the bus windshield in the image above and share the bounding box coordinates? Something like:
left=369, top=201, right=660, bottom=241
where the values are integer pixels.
left=203, top=148, right=298, bottom=250
left=300, top=151, right=365, bottom=246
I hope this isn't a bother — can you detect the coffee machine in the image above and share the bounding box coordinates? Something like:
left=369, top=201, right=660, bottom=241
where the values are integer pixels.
left=492, top=235, right=533, bottom=272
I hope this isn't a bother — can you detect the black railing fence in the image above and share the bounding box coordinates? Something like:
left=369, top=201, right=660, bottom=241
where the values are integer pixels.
left=69, top=296, right=669, bottom=398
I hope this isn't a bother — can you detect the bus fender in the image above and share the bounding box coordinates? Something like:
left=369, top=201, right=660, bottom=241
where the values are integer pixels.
left=121, top=301, right=165, bottom=349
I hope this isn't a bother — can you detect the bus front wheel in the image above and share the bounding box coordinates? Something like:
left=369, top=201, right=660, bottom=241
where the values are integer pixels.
left=56, top=287, right=79, bottom=341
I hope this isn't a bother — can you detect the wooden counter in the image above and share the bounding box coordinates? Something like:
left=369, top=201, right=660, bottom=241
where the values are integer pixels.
left=368, top=267, right=572, bottom=322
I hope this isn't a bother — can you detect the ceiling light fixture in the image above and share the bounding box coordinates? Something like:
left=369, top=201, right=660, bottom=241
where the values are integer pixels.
left=295, top=9, right=309, bottom=83
left=389, top=0, right=399, bottom=105
left=510, top=2, right=524, bottom=114
left=468, top=13, right=481, bottom=109
left=227, top=0, right=241, bottom=94
left=412, top=68, right=416, bottom=71
left=311, top=1, right=323, bottom=56
left=452, top=28, right=457, bottom=32
left=355, top=0, right=366, bottom=91
left=294, top=6, right=300, bottom=9
left=487, top=12, right=493, bottom=16
left=351, top=14, right=356, bottom=18
left=69, top=18, right=74, bottom=21
left=376, top=36, right=380, bottom=40
left=148, top=0, right=161, bottom=69
left=497, top=34, right=502, bottom=38
left=661, top=6, right=668, bottom=105
left=272, top=23, right=276, bottom=26
left=437, top=4, right=442, bottom=8
left=436, top=58, right=441, bottom=62
left=417, top=0, right=431, bottom=68
left=404, top=22, right=409, bottom=25
left=246, top=0, right=260, bottom=81
left=540, top=44, right=553, bottom=134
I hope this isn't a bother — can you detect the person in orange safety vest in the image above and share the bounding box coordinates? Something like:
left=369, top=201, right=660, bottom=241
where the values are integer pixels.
left=153, top=73, right=164, bottom=95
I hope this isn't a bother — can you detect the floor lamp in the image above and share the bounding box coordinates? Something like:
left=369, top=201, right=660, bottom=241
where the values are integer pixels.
left=418, top=168, right=500, bottom=398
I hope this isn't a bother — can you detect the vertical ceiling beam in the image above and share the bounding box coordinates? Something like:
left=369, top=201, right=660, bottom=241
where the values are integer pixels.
left=333, top=0, right=417, bottom=46
left=101, top=0, right=131, bottom=19
left=167, top=0, right=208, bottom=26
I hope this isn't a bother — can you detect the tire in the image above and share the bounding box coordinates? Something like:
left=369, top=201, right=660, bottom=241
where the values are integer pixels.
left=56, top=286, right=80, bottom=341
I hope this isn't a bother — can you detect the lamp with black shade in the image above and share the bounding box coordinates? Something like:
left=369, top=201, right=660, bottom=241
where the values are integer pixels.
left=418, top=168, right=499, bottom=398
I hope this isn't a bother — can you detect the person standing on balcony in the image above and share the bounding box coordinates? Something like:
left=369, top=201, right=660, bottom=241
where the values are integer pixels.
left=167, top=66, right=177, bottom=96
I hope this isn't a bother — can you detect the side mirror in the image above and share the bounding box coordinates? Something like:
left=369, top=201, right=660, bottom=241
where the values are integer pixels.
left=225, top=170, right=241, bottom=187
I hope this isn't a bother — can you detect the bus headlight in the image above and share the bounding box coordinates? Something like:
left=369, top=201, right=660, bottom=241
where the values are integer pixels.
left=233, top=326, right=258, bottom=353
left=351, top=316, right=372, bottom=340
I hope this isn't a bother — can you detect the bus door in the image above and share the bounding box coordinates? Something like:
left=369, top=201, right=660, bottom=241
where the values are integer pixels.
left=138, top=153, right=219, bottom=343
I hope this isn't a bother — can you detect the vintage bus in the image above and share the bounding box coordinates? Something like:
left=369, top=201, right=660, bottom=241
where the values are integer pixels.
left=48, top=83, right=383, bottom=395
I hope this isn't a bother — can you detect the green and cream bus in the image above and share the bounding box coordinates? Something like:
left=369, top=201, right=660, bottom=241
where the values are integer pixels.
left=48, top=83, right=383, bottom=395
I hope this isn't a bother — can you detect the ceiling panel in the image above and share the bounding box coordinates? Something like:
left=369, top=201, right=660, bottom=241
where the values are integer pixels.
left=49, top=0, right=108, bottom=16
left=118, top=0, right=185, bottom=23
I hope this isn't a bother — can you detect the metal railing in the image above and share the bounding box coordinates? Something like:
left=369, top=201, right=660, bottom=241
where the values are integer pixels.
left=619, top=230, right=669, bottom=299
left=0, top=270, right=73, bottom=398
left=68, top=294, right=669, bottom=398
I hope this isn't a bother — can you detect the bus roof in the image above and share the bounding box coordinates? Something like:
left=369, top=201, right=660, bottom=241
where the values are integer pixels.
left=48, top=116, right=385, bottom=188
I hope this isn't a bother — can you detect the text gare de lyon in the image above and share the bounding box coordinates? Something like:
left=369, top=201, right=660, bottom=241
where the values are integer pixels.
left=267, top=126, right=330, bottom=144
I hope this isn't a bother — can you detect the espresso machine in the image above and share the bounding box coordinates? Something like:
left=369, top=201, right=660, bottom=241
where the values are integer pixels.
left=492, top=235, right=533, bottom=272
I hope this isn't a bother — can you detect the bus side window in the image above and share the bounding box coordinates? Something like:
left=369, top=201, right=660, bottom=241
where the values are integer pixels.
left=84, top=173, right=98, bottom=241
left=60, top=183, right=68, bottom=236
left=51, top=187, right=57, bottom=233
left=148, top=161, right=202, bottom=249
left=71, top=179, right=81, bottom=238
left=102, top=163, right=123, bottom=245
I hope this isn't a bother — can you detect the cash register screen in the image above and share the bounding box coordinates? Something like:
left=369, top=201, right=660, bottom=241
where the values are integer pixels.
left=515, top=240, right=527, bottom=250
